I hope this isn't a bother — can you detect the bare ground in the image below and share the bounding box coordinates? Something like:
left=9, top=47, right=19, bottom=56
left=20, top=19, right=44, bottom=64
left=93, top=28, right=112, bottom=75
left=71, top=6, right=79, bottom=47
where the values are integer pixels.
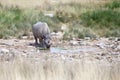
left=0, top=37, right=120, bottom=65
left=0, top=37, right=120, bottom=80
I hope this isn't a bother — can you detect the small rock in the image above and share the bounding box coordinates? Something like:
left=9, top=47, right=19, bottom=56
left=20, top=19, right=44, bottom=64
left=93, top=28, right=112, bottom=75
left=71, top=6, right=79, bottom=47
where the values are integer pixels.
left=51, top=32, right=56, bottom=35
left=96, top=43, right=106, bottom=49
left=0, top=48, right=9, bottom=54
left=61, top=24, right=68, bottom=31
left=23, top=50, right=27, bottom=53
left=14, top=39, right=19, bottom=42
left=61, top=55, right=65, bottom=60
left=101, top=53, right=107, bottom=56
left=21, top=36, right=28, bottom=39
left=84, top=37, right=90, bottom=40
left=79, top=41, right=87, bottom=46
left=109, top=37, right=115, bottom=41
left=116, top=45, right=120, bottom=50
left=44, top=13, right=54, bottom=17
left=95, top=56, right=102, bottom=60
left=69, top=40, right=79, bottom=46
left=117, top=38, right=120, bottom=41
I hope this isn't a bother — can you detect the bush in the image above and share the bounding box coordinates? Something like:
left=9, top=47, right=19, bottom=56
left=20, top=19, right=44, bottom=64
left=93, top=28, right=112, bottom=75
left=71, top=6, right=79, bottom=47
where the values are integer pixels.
left=0, top=5, right=60, bottom=38
left=55, top=3, right=81, bottom=23
left=81, top=10, right=120, bottom=28
left=0, top=1, right=120, bottom=39
left=81, top=2, right=120, bottom=37
left=104, top=29, right=120, bottom=37
left=63, top=23, right=96, bottom=40
left=106, top=1, right=120, bottom=9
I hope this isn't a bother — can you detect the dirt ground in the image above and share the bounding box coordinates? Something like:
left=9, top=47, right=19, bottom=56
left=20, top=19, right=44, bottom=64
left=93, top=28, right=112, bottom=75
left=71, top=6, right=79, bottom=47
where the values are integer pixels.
left=0, top=37, right=120, bottom=65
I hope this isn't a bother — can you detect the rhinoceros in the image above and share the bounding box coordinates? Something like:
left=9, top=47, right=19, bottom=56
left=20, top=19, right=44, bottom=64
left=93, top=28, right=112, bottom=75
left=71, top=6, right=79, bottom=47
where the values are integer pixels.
left=32, top=22, right=51, bottom=49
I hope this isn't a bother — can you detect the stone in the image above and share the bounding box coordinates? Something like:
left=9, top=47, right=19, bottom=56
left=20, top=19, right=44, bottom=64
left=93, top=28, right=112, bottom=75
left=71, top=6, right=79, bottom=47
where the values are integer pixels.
left=44, top=13, right=54, bottom=17
left=0, top=48, right=9, bottom=54
left=69, top=40, right=79, bottom=46
left=116, top=45, right=120, bottom=50
left=61, top=24, right=67, bottom=31
left=117, top=38, right=120, bottom=41
left=21, top=36, right=28, bottom=39
left=61, top=55, right=65, bottom=60
left=96, top=43, right=106, bottom=49
left=84, top=37, right=90, bottom=40
left=79, top=41, right=87, bottom=46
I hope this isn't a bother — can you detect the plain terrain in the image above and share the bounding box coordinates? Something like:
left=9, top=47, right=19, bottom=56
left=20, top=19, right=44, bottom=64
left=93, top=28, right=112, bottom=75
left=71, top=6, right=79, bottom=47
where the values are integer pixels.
left=0, top=0, right=120, bottom=80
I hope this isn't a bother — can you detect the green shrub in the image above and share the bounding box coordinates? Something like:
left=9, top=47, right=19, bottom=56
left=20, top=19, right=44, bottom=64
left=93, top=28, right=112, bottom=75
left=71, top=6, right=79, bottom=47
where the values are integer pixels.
left=106, top=1, right=120, bottom=9
left=0, top=1, right=120, bottom=39
left=104, top=29, right=120, bottom=37
left=0, top=5, right=61, bottom=38
left=81, top=10, right=120, bottom=28
left=63, top=23, right=97, bottom=40
left=81, top=8, right=120, bottom=37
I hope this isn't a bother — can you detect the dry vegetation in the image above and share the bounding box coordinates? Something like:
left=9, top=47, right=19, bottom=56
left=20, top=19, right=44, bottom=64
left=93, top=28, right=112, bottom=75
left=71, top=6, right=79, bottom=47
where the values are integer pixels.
left=0, top=56, right=120, bottom=80
left=0, top=0, right=110, bottom=8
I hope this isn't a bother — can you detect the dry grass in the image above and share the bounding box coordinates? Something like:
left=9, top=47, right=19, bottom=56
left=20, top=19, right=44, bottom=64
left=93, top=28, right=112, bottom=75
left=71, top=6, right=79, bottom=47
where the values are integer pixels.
left=0, top=56, right=120, bottom=80
left=0, top=0, right=111, bottom=9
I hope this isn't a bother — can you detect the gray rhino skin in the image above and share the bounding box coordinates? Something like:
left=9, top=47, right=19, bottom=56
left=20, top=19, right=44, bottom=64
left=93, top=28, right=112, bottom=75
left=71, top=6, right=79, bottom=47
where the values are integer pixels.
left=32, top=22, right=51, bottom=48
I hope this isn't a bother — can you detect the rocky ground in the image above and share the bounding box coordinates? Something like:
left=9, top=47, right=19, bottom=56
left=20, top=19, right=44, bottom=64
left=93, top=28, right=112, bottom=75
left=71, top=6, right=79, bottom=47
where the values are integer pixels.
left=0, top=36, right=120, bottom=65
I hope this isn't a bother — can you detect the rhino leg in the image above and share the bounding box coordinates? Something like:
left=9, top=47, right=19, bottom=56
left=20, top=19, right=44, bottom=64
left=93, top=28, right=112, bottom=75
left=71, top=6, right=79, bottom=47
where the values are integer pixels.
left=39, top=38, right=43, bottom=46
left=39, top=39, right=46, bottom=48
left=34, top=35, right=38, bottom=45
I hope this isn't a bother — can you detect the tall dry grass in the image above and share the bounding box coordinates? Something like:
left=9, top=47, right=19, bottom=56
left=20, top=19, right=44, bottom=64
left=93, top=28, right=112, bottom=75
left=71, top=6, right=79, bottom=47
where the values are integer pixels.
left=0, top=57, right=120, bottom=80
left=0, top=0, right=111, bottom=9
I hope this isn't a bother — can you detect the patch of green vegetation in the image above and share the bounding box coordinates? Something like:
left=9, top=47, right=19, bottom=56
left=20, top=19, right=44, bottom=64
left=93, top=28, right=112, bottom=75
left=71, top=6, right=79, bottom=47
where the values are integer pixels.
left=105, top=0, right=120, bottom=9
left=0, top=1, right=120, bottom=39
left=81, top=7, right=120, bottom=37
left=0, top=5, right=60, bottom=39
left=81, top=10, right=120, bottom=28
left=63, top=23, right=96, bottom=40
left=104, top=29, right=120, bottom=37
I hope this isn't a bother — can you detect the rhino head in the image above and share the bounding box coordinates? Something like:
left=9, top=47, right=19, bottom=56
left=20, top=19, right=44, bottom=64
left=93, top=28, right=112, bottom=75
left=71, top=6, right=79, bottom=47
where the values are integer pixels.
left=43, top=34, right=52, bottom=49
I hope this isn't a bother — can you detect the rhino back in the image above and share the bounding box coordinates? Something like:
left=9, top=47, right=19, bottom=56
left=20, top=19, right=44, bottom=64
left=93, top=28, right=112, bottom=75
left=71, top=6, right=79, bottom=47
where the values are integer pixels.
left=32, top=22, right=50, bottom=38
